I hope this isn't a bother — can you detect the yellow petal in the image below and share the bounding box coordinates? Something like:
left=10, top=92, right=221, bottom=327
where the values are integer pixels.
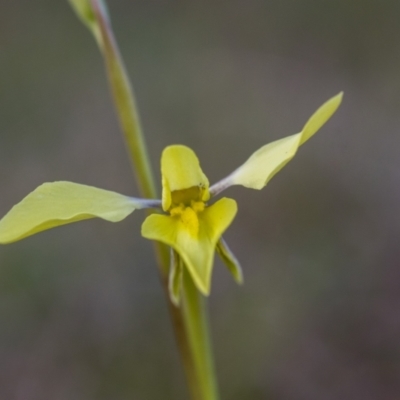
left=210, top=92, right=343, bottom=194
left=141, top=198, right=237, bottom=294
left=300, top=92, right=343, bottom=145
left=169, top=249, right=183, bottom=306
left=161, top=145, right=210, bottom=211
left=216, top=238, right=243, bottom=284
left=0, top=181, right=145, bottom=244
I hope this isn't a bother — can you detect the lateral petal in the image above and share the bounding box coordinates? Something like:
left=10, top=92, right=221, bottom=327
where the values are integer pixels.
left=209, top=92, right=343, bottom=195
left=141, top=197, right=237, bottom=294
left=169, top=249, right=183, bottom=306
left=0, top=181, right=148, bottom=244
left=216, top=238, right=243, bottom=284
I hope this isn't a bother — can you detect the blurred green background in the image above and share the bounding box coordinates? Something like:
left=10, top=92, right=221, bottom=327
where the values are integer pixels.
left=1, top=1, right=400, bottom=399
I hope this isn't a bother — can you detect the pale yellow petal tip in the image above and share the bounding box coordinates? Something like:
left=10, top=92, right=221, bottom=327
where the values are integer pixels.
left=300, top=91, right=344, bottom=145
left=328, top=91, right=344, bottom=110
left=333, top=91, right=344, bottom=99
left=192, top=276, right=211, bottom=296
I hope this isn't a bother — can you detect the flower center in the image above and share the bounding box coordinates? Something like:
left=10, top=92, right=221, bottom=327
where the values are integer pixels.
left=170, top=185, right=206, bottom=207
left=170, top=200, right=205, bottom=237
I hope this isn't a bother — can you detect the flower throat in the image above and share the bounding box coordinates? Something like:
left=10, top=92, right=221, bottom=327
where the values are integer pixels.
left=169, top=186, right=207, bottom=236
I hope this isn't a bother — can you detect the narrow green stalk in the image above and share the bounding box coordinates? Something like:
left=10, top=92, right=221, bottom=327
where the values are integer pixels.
left=182, top=271, right=219, bottom=400
left=91, top=0, right=155, bottom=199
left=88, top=1, right=220, bottom=399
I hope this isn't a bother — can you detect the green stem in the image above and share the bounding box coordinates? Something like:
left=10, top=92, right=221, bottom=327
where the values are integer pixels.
left=91, top=1, right=155, bottom=199
left=88, top=2, right=220, bottom=399
left=182, top=271, right=219, bottom=400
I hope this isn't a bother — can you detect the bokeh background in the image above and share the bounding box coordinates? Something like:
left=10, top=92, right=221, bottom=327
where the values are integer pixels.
left=1, top=1, right=400, bottom=399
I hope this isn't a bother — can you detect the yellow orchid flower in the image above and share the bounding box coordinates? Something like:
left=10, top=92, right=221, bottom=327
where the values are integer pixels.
left=0, top=92, right=342, bottom=302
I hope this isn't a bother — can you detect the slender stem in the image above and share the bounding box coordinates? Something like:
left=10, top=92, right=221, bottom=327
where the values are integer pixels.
left=182, top=271, right=219, bottom=400
left=89, top=2, right=219, bottom=399
left=91, top=0, right=155, bottom=199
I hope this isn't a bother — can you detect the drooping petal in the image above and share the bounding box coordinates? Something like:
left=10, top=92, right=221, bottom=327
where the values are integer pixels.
left=216, top=238, right=243, bottom=284
left=169, top=249, right=183, bottom=306
left=209, top=93, right=343, bottom=196
left=0, top=181, right=151, bottom=244
left=141, top=197, right=237, bottom=294
left=161, top=145, right=210, bottom=211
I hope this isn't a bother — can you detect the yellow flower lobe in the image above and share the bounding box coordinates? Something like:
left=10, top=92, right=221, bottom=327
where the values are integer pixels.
left=161, top=145, right=209, bottom=210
